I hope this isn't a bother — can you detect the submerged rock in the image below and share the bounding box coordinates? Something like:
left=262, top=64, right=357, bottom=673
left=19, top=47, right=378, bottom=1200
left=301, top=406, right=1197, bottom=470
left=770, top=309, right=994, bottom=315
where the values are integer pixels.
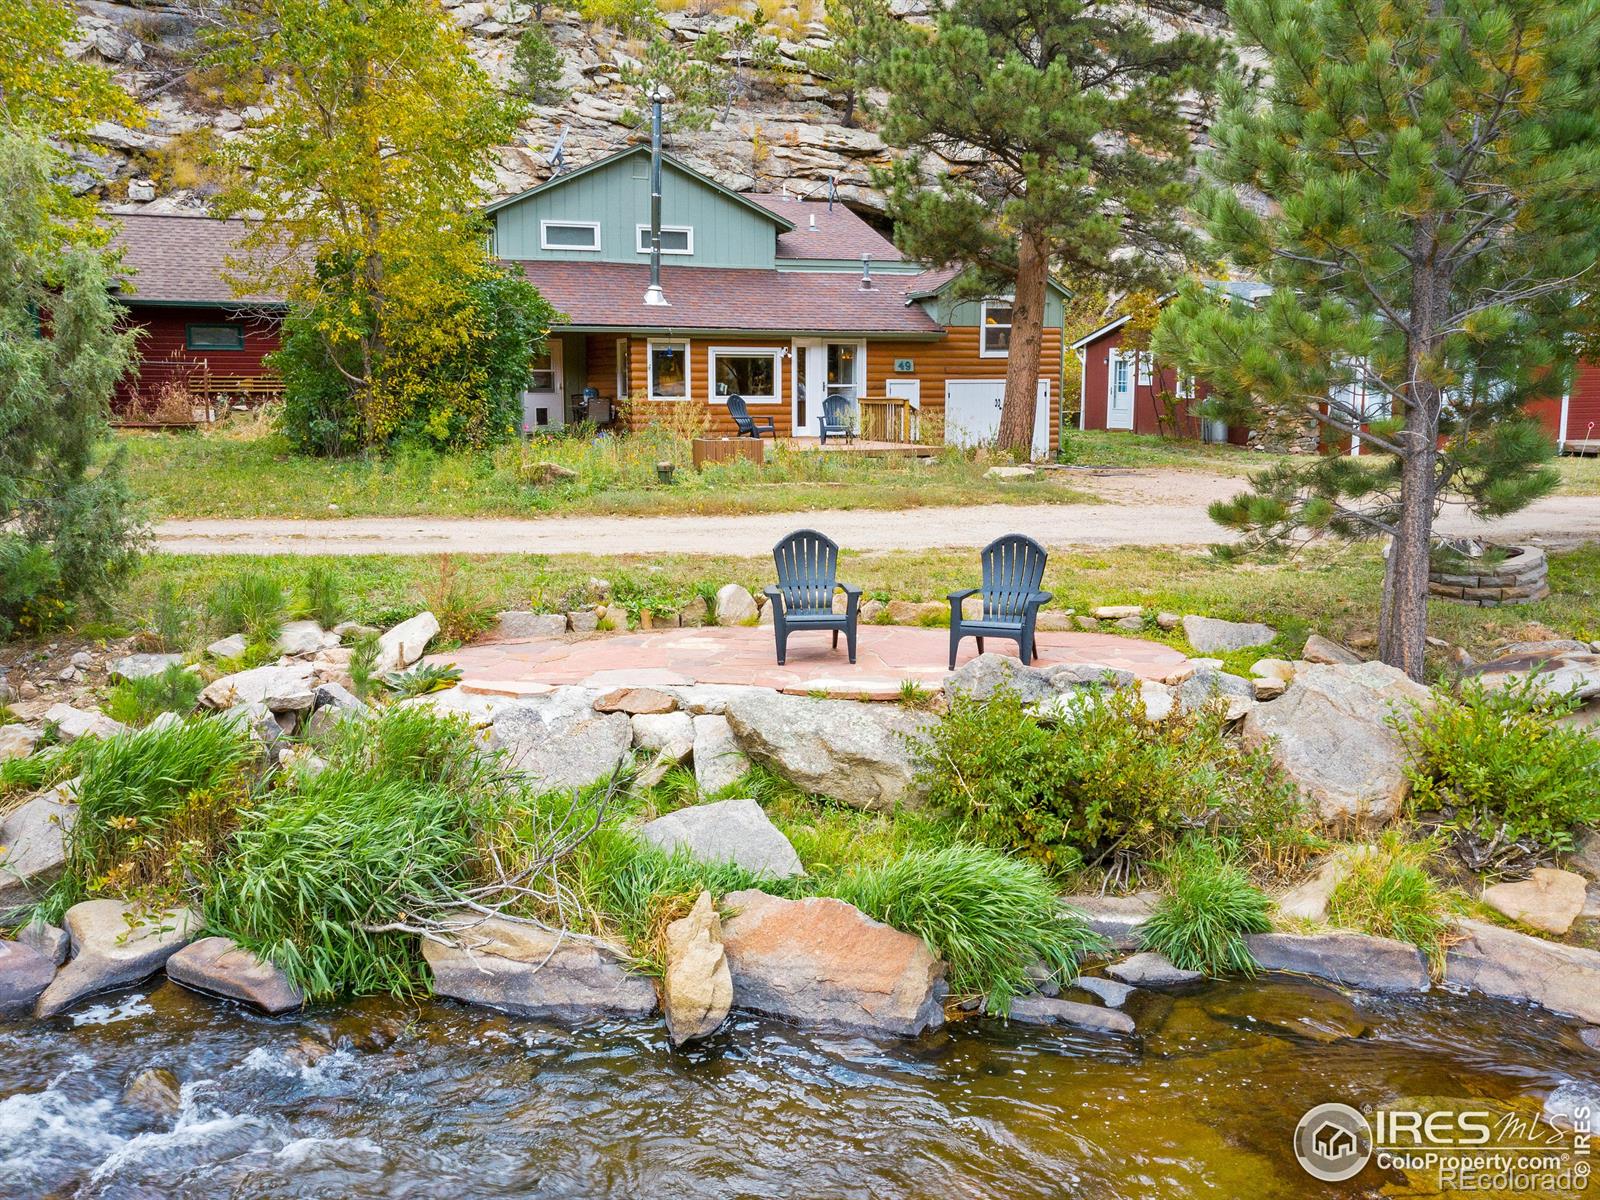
left=423, top=918, right=656, bottom=1023
left=639, top=798, right=804, bottom=879
left=0, top=940, right=56, bottom=1012
left=121, top=1067, right=183, bottom=1117
left=1246, top=931, right=1430, bottom=993
left=720, top=889, right=946, bottom=1036
left=1203, top=981, right=1368, bottom=1043
left=165, top=936, right=304, bottom=1015
left=1004, top=994, right=1135, bottom=1034
left=662, top=891, right=733, bottom=1047
left=35, top=902, right=200, bottom=1018
left=1241, top=662, right=1432, bottom=824
left=1105, top=952, right=1203, bottom=987
left=722, top=691, right=931, bottom=811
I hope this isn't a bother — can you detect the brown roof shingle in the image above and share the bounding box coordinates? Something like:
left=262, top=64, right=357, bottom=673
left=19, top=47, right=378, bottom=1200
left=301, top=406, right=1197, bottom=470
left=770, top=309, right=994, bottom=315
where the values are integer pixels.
left=743, top=194, right=904, bottom=262
left=515, top=260, right=945, bottom=335
left=107, top=214, right=285, bottom=306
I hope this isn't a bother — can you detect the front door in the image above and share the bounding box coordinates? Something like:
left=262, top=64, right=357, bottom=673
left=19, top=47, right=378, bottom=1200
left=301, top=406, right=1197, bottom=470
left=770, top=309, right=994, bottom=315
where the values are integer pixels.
left=522, top=340, right=565, bottom=434
left=791, top=338, right=824, bottom=436
left=1106, top=349, right=1134, bottom=430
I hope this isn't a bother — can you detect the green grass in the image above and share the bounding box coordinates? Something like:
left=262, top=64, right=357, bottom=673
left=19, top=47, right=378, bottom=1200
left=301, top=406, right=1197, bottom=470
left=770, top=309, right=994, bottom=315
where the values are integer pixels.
left=113, top=426, right=1091, bottom=519
left=1554, top=452, right=1600, bottom=496
left=1059, top=429, right=1289, bottom=475
left=1139, top=839, right=1274, bottom=976
left=104, top=663, right=205, bottom=726
left=1326, top=835, right=1452, bottom=974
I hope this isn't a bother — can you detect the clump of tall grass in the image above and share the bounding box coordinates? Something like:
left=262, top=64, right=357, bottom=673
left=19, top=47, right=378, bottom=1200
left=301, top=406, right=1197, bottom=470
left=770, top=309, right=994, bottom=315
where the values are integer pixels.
left=36, top=717, right=257, bottom=921
left=146, top=578, right=195, bottom=652
left=208, top=569, right=288, bottom=646
left=349, top=630, right=381, bottom=698
left=422, top=554, right=495, bottom=644
left=1327, top=835, right=1451, bottom=974
left=105, top=663, right=205, bottom=727
left=204, top=707, right=508, bottom=998
left=821, top=845, right=1104, bottom=1011
left=1139, top=838, right=1273, bottom=976
left=299, top=563, right=344, bottom=628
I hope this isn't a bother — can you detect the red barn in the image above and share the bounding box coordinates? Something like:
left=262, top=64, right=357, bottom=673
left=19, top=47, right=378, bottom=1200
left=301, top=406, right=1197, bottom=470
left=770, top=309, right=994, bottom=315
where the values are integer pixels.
left=1530, top=362, right=1600, bottom=453
left=107, top=215, right=285, bottom=422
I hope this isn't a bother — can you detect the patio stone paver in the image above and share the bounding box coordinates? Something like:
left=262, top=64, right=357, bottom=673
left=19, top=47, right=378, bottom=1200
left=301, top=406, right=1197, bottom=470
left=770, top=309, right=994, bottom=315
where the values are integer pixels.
left=431, top=625, right=1186, bottom=702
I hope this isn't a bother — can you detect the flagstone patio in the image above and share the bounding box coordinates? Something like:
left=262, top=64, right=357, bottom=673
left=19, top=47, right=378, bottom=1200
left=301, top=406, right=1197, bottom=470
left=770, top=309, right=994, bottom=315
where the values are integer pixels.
left=432, top=624, right=1187, bottom=701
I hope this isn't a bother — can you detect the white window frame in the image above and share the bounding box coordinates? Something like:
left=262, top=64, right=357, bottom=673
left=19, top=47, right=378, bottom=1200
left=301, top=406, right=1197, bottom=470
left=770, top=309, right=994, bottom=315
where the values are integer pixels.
left=539, top=219, right=601, bottom=252
left=635, top=224, right=694, bottom=256
left=647, top=338, right=691, bottom=402
left=1136, top=353, right=1153, bottom=388
left=708, top=345, right=783, bottom=405
left=615, top=336, right=632, bottom=400
left=979, top=299, right=1014, bottom=358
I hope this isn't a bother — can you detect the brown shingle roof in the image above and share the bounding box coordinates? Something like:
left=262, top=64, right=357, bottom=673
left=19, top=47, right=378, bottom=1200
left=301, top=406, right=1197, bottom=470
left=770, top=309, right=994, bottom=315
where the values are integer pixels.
left=515, top=260, right=945, bottom=335
left=107, top=214, right=285, bottom=306
left=743, top=194, right=904, bottom=262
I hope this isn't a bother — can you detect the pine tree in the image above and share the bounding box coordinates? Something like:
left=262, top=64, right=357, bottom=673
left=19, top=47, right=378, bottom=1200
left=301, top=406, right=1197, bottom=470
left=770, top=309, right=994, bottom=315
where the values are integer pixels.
left=871, top=0, right=1222, bottom=455
left=799, top=0, right=890, bottom=128
left=1154, top=0, right=1600, bottom=679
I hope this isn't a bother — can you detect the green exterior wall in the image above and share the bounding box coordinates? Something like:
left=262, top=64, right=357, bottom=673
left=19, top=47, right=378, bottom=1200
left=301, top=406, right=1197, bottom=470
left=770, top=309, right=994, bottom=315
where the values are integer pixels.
left=928, top=291, right=1066, bottom=329
left=492, top=155, right=780, bottom=269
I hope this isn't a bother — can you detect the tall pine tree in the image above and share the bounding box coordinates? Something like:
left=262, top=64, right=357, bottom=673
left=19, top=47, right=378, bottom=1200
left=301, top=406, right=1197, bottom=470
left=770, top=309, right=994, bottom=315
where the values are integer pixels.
left=872, top=0, right=1222, bottom=454
left=1155, top=0, right=1600, bottom=679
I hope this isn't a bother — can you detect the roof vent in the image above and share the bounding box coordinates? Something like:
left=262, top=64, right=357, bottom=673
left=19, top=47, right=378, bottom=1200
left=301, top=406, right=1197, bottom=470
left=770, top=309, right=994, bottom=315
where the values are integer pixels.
left=808, top=213, right=818, bottom=231
left=859, top=252, right=874, bottom=291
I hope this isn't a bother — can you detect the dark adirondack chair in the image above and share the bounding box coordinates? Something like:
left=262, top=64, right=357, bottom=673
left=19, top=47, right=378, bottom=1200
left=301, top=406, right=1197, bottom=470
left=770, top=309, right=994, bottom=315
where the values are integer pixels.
left=726, top=393, right=775, bottom=439
left=947, top=534, right=1052, bottom=669
left=818, top=394, right=855, bottom=445
left=764, top=529, right=861, bottom=665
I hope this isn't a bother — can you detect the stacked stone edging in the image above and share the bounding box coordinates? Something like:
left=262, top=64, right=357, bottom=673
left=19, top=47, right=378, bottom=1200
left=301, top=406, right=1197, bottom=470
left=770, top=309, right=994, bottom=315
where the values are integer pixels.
left=1428, top=545, right=1549, bottom=607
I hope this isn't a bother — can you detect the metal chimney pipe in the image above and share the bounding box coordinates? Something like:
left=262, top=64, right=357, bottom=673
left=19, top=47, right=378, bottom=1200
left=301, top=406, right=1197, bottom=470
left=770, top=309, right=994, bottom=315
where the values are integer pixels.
left=643, top=86, right=669, bottom=307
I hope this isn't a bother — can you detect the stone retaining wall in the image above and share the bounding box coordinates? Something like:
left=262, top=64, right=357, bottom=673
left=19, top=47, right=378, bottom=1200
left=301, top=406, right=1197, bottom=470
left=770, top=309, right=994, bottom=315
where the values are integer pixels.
left=1428, top=545, right=1549, bottom=607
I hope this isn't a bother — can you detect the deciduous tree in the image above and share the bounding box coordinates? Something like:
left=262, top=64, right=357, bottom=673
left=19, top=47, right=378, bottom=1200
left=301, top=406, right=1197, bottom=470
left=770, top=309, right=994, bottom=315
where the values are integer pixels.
left=871, top=0, right=1222, bottom=455
left=1154, top=0, right=1600, bottom=678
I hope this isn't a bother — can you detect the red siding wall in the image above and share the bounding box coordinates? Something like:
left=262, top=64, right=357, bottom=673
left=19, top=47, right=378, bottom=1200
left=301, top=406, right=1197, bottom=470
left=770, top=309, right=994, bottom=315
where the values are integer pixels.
left=114, top=304, right=282, bottom=412
left=1076, top=325, right=1244, bottom=443
left=1550, top=362, right=1600, bottom=447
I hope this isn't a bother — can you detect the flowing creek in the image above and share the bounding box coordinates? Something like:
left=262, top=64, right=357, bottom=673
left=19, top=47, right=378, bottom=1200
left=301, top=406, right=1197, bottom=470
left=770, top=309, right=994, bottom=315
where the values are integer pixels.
left=4, top=974, right=1597, bottom=1199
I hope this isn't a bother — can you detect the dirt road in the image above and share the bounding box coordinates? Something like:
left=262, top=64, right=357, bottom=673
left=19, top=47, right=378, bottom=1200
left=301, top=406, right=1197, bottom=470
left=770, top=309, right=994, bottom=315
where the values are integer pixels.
left=151, top=470, right=1600, bottom=556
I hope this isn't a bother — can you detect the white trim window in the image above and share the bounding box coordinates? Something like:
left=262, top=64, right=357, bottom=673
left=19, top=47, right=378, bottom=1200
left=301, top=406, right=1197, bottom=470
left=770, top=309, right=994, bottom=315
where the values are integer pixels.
left=635, top=224, right=694, bottom=255
left=540, top=220, right=601, bottom=251
left=709, top=346, right=782, bottom=403
left=1136, top=354, right=1153, bottom=387
left=648, top=338, right=690, bottom=401
left=979, top=299, right=1013, bottom=357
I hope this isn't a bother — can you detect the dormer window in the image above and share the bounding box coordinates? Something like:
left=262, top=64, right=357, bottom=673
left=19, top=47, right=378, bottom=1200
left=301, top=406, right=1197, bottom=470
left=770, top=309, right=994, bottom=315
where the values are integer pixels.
left=636, top=225, right=693, bottom=255
left=540, top=220, right=600, bottom=251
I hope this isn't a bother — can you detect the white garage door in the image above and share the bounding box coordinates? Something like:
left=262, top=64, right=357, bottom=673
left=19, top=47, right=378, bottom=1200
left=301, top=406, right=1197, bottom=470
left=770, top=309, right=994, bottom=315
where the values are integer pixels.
left=944, top=379, right=1052, bottom=459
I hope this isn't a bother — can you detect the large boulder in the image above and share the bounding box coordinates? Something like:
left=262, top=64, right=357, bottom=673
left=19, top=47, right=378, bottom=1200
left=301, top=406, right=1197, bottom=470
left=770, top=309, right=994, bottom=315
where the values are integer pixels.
left=714, top=584, right=759, bottom=627
left=0, top=940, right=56, bottom=1013
left=1444, top=918, right=1600, bottom=1023
left=107, top=652, right=184, bottom=682
left=662, top=891, right=733, bottom=1046
left=1241, top=662, right=1432, bottom=824
left=489, top=691, right=634, bottom=793
left=43, top=703, right=126, bottom=743
left=1470, top=649, right=1600, bottom=702
left=692, top=714, right=751, bottom=795
left=376, top=611, right=440, bottom=675
left=423, top=919, right=656, bottom=1022
left=720, top=889, right=946, bottom=1036
left=0, top=785, right=78, bottom=919
left=639, top=798, right=804, bottom=879
left=35, top=902, right=200, bottom=1017
left=1245, top=931, right=1430, bottom=993
left=200, top=662, right=317, bottom=713
left=1182, top=615, right=1276, bottom=654
left=722, top=691, right=931, bottom=811
left=1481, top=868, right=1588, bottom=935
left=165, top=936, right=304, bottom=1015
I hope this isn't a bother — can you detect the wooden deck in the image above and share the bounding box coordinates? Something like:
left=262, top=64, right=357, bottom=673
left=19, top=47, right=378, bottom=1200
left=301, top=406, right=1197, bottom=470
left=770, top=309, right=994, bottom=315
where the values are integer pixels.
left=781, top=437, right=938, bottom=457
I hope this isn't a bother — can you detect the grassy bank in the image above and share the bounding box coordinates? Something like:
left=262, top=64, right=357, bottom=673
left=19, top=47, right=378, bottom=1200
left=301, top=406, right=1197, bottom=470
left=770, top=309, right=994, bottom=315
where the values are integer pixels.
left=73, top=542, right=1599, bottom=671
left=112, top=426, right=1090, bottom=519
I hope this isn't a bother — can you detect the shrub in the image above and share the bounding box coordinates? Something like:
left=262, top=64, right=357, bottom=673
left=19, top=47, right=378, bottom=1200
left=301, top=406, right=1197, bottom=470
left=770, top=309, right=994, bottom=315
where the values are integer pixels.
left=915, top=683, right=1303, bottom=876
left=0, top=537, right=70, bottom=638
left=422, top=554, right=495, bottom=644
left=822, top=845, right=1103, bottom=1010
left=1400, top=677, right=1600, bottom=867
left=146, top=577, right=194, bottom=652
left=299, top=563, right=344, bottom=628
left=105, top=663, right=205, bottom=726
left=37, top=717, right=257, bottom=921
left=349, top=629, right=381, bottom=698
left=512, top=24, right=566, bottom=102
left=271, top=305, right=364, bottom=457
left=208, top=569, right=288, bottom=647
left=1139, top=839, right=1272, bottom=976
left=206, top=708, right=504, bottom=998
left=1327, top=836, right=1450, bottom=974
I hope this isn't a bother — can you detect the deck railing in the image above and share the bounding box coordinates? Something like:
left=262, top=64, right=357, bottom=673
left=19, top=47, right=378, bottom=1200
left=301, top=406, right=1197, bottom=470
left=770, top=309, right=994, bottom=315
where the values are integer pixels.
left=857, top=397, right=914, bottom=443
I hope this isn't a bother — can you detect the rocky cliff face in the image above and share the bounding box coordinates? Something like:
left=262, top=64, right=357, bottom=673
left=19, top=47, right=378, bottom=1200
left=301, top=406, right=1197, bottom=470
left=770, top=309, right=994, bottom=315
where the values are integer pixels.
left=70, top=0, right=921, bottom=216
